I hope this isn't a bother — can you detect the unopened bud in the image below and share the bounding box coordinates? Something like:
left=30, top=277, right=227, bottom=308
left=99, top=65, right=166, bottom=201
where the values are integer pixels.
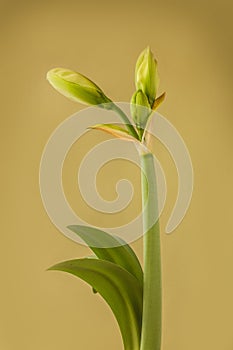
left=47, top=68, right=111, bottom=108
left=135, top=47, right=159, bottom=106
left=130, top=90, right=151, bottom=129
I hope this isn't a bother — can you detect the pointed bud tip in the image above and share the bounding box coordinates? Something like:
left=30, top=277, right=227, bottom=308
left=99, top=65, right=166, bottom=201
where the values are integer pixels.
left=47, top=67, right=65, bottom=80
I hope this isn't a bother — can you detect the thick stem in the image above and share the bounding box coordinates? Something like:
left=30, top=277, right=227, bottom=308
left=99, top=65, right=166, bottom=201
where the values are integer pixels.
left=140, top=152, right=162, bottom=350
left=110, top=103, right=139, bottom=140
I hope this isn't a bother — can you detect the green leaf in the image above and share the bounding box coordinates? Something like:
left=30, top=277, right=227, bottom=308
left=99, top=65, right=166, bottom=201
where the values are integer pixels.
left=49, top=258, right=142, bottom=350
left=85, top=255, right=98, bottom=294
left=68, top=225, right=143, bottom=288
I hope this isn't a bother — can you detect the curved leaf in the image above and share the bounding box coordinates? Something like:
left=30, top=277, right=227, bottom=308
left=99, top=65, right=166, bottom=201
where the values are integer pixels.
left=68, top=225, right=143, bottom=287
left=49, top=258, right=142, bottom=350
left=88, top=123, right=138, bottom=142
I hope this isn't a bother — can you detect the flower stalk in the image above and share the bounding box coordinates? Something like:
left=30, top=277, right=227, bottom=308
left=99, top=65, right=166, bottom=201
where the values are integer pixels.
left=140, top=151, right=162, bottom=350
left=46, top=46, right=166, bottom=350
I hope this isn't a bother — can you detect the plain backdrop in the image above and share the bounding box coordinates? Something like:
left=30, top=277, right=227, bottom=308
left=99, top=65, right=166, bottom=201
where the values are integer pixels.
left=1, top=0, right=233, bottom=349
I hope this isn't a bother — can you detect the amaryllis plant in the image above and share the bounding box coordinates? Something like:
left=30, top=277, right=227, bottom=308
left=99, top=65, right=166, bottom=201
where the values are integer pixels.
left=46, top=47, right=165, bottom=350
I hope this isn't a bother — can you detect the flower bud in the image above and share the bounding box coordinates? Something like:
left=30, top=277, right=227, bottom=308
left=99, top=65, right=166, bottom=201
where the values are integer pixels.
left=130, top=90, right=151, bottom=129
left=47, top=68, right=111, bottom=108
left=135, top=47, right=159, bottom=106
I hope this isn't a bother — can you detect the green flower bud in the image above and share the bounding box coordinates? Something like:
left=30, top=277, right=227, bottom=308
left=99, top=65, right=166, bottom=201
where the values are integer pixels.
left=135, top=47, right=159, bottom=106
left=47, top=68, right=112, bottom=108
left=130, top=90, right=151, bottom=129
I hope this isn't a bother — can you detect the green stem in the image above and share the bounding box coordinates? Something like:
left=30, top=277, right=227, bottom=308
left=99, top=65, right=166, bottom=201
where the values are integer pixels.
left=137, top=127, right=144, bottom=141
left=140, top=152, right=162, bottom=350
left=110, top=103, right=139, bottom=140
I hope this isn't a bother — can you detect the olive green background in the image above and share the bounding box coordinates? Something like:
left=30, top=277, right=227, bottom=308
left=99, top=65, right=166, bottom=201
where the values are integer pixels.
left=1, top=0, right=233, bottom=349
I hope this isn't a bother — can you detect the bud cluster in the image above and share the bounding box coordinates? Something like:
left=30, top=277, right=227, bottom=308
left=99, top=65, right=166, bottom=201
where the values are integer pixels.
left=47, top=47, right=165, bottom=142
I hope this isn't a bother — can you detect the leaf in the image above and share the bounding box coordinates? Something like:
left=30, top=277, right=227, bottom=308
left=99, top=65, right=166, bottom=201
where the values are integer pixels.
left=152, top=92, right=166, bottom=110
left=88, top=123, right=139, bottom=142
left=68, top=225, right=143, bottom=288
left=49, top=258, right=142, bottom=350
left=85, top=255, right=98, bottom=294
